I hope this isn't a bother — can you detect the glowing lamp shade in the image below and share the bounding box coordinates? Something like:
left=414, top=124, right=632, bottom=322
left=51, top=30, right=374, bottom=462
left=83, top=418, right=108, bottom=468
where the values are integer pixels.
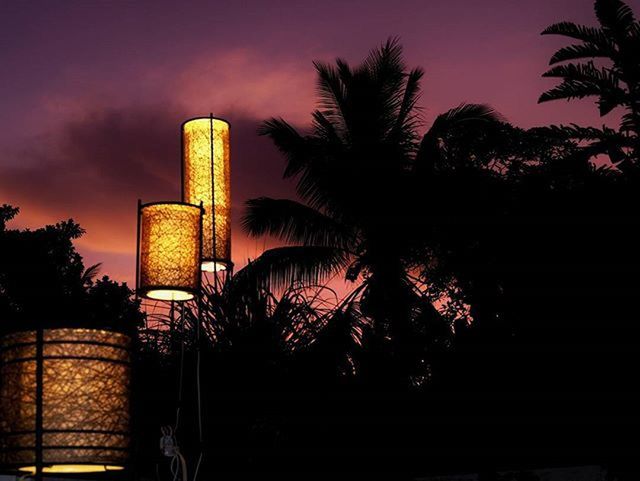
left=182, top=116, right=231, bottom=272
left=0, top=329, right=131, bottom=473
left=137, top=202, right=203, bottom=301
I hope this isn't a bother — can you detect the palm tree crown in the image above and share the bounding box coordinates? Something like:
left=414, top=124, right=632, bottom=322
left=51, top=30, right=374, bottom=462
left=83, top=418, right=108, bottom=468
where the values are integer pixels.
left=242, top=39, right=502, bottom=361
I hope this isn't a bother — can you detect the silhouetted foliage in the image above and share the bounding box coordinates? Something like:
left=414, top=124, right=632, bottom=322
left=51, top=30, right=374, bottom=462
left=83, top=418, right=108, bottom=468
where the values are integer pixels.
left=0, top=205, right=143, bottom=334
left=538, top=0, right=640, bottom=170
left=134, top=273, right=367, bottom=480
left=210, top=35, right=640, bottom=480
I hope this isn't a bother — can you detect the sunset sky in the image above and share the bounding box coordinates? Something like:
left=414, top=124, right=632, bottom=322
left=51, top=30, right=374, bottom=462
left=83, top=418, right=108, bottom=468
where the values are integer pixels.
left=1, top=0, right=633, bottom=286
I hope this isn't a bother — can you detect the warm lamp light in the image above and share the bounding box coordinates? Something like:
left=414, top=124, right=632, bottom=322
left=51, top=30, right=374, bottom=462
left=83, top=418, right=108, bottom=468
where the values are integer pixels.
left=137, top=201, right=203, bottom=302
left=0, top=329, right=131, bottom=474
left=182, top=116, right=231, bottom=272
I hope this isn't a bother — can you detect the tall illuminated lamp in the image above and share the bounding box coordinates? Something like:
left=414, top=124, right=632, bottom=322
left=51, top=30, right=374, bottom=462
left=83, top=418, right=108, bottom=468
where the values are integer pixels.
left=136, top=201, right=204, bottom=302
left=182, top=115, right=232, bottom=273
left=0, top=328, right=131, bottom=476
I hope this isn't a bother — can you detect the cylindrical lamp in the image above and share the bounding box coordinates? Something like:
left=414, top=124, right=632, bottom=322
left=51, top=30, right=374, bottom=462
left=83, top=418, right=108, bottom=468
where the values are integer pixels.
left=0, top=328, right=131, bottom=474
left=137, top=201, right=203, bottom=302
left=182, top=116, right=231, bottom=272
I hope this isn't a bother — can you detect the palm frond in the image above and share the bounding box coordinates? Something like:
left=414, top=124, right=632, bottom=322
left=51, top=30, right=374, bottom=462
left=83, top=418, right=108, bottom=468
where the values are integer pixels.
left=542, top=62, right=616, bottom=82
left=284, top=115, right=350, bottom=214
left=242, top=197, right=355, bottom=249
left=536, top=123, right=634, bottom=165
left=595, top=0, right=636, bottom=35
left=541, top=21, right=610, bottom=46
left=541, top=62, right=628, bottom=114
left=313, top=60, right=349, bottom=131
left=416, top=104, right=503, bottom=173
left=539, top=62, right=627, bottom=115
left=295, top=163, right=339, bottom=214
left=630, top=20, right=640, bottom=44
left=548, top=42, right=615, bottom=64
left=538, top=80, right=604, bottom=103
left=335, top=58, right=353, bottom=84
left=307, top=298, right=368, bottom=376
left=427, top=104, right=503, bottom=136
left=234, top=246, right=350, bottom=291
left=598, top=92, right=627, bottom=115
left=391, top=67, right=424, bottom=142
left=81, top=263, right=102, bottom=285
left=259, top=118, right=309, bottom=178
left=360, top=37, right=412, bottom=136
left=364, top=37, right=405, bottom=89
left=311, top=110, right=345, bottom=146
left=537, top=123, right=628, bottom=142
left=620, top=111, right=638, bottom=132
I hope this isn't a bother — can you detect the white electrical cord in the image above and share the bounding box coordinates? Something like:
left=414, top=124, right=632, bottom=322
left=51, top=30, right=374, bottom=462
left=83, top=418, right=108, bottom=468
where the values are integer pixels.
left=160, top=425, right=187, bottom=481
left=192, top=452, right=203, bottom=481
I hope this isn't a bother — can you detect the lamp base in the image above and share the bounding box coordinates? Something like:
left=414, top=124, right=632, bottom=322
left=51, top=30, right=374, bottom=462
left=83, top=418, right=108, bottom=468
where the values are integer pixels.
left=202, top=261, right=228, bottom=273
left=145, top=289, right=194, bottom=301
left=19, top=464, right=125, bottom=474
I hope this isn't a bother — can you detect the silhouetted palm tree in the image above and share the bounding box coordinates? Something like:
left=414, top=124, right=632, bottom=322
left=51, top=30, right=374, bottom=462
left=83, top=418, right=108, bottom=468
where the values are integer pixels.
left=242, top=39, right=503, bottom=383
left=539, top=0, right=640, bottom=168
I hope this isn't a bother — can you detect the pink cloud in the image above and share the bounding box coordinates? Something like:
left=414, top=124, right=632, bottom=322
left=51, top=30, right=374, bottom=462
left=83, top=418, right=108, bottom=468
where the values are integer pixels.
left=171, top=48, right=316, bottom=124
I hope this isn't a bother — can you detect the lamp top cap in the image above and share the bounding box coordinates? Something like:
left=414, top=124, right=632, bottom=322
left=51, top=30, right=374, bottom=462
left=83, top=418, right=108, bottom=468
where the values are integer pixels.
left=181, top=115, right=230, bottom=129
left=139, top=200, right=204, bottom=211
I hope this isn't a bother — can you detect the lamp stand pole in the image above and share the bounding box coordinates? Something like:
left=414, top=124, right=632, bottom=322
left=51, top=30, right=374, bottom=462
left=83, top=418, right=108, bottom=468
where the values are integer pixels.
left=35, top=327, right=44, bottom=481
left=195, top=285, right=204, bottom=474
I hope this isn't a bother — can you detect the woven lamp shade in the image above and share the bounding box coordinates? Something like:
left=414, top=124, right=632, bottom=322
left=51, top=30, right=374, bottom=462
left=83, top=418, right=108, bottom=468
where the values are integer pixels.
left=182, top=116, right=231, bottom=272
left=137, top=202, right=203, bottom=302
left=0, top=329, right=131, bottom=474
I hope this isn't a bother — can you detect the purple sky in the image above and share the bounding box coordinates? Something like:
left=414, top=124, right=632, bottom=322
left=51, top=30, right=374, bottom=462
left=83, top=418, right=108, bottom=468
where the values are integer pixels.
left=1, top=0, right=636, bottom=286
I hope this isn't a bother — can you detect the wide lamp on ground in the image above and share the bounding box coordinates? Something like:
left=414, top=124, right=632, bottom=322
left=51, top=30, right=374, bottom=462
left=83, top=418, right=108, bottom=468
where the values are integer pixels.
left=0, top=328, right=131, bottom=474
